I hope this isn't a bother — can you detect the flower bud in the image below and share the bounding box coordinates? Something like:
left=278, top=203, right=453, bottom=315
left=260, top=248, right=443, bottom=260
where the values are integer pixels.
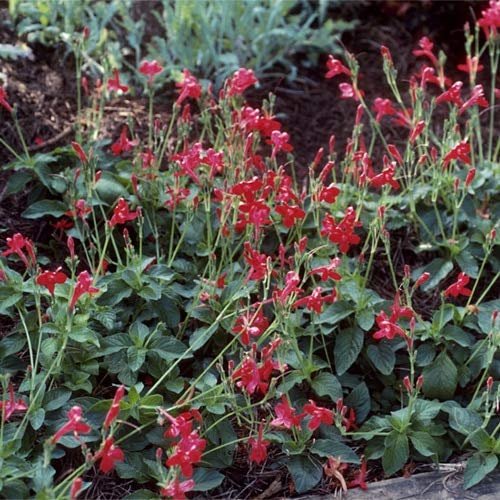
left=329, top=135, right=336, bottom=155
left=70, top=477, right=83, bottom=500
left=415, top=272, right=430, bottom=287
left=403, top=376, right=412, bottom=393
left=416, top=375, right=424, bottom=390
left=486, top=376, right=494, bottom=392
left=465, top=167, right=476, bottom=187
left=404, top=265, right=411, bottom=278
left=67, top=236, right=75, bottom=260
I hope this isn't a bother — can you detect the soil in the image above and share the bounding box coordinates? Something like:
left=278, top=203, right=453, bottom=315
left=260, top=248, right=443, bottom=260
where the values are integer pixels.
left=0, top=1, right=495, bottom=498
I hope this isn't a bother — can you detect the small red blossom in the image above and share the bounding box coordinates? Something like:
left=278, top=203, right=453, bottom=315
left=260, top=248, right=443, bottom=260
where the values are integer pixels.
left=293, top=286, right=336, bottom=314
left=248, top=422, right=269, bottom=464
left=0, top=384, right=28, bottom=422
left=459, top=84, right=489, bottom=115
left=71, top=141, right=88, bottom=163
left=226, top=68, right=258, bottom=96
left=107, top=69, right=129, bottom=93
left=176, top=69, right=202, bottom=106
left=109, top=198, right=140, bottom=227
left=415, top=272, right=430, bottom=287
left=275, top=204, right=305, bottom=228
left=0, top=86, right=13, bottom=113
left=271, top=395, right=302, bottom=429
left=269, top=130, right=293, bottom=158
left=457, top=56, right=484, bottom=75
left=338, top=82, right=358, bottom=100
left=166, top=429, right=206, bottom=477
left=436, top=81, right=463, bottom=107
left=370, top=163, right=400, bottom=190
left=325, top=55, right=351, bottom=79
left=444, top=272, right=472, bottom=298
left=161, top=479, right=195, bottom=500
left=233, top=308, right=269, bottom=346
left=36, top=267, right=68, bottom=296
left=348, top=458, right=368, bottom=490
left=139, top=59, right=163, bottom=83
left=318, top=183, right=341, bottom=204
left=409, top=121, right=425, bottom=143
left=66, top=199, right=92, bottom=220
left=103, top=385, right=125, bottom=430
left=477, top=0, right=500, bottom=38
left=372, top=311, right=406, bottom=341
left=51, top=406, right=92, bottom=444
left=243, top=242, right=270, bottom=281
left=373, top=98, right=398, bottom=122
left=412, top=36, right=438, bottom=66
left=111, top=126, right=137, bottom=156
left=465, top=167, right=476, bottom=187
left=2, top=233, right=36, bottom=268
left=94, top=437, right=125, bottom=473
left=69, top=478, right=83, bottom=500
left=303, top=400, right=333, bottom=430
left=320, top=207, right=361, bottom=254
left=69, top=271, right=99, bottom=310
left=310, top=258, right=342, bottom=281
left=443, top=140, right=471, bottom=168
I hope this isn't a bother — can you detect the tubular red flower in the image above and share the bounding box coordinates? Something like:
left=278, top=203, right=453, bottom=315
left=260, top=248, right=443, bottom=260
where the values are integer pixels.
left=36, top=268, right=68, bottom=296
left=325, top=55, right=351, bottom=79
left=103, top=385, right=126, bottom=430
left=175, top=69, right=202, bottom=106
left=107, top=69, right=129, bottom=93
left=444, top=272, right=472, bottom=298
left=303, top=400, right=333, bottom=430
left=0, top=86, right=13, bottom=113
left=0, top=384, right=28, bottom=422
left=139, top=59, right=163, bottom=83
left=226, top=68, right=258, bottom=96
left=94, top=437, right=125, bottom=473
left=69, top=271, right=99, bottom=310
left=248, top=422, right=269, bottom=464
left=51, top=406, right=92, bottom=444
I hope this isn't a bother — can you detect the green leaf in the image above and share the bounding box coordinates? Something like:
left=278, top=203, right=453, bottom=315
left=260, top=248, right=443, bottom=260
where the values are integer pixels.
left=151, top=337, right=190, bottom=362
left=409, top=432, right=438, bottom=457
left=382, top=430, right=409, bottom=476
left=189, top=323, right=219, bottom=351
left=318, top=301, right=354, bottom=325
left=469, top=429, right=495, bottom=453
left=127, top=347, right=147, bottom=372
left=287, top=455, right=323, bottom=494
left=442, top=325, right=475, bottom=347
left=345, top=382, right=370, bottom=423
left=95, top=174, right=128, bottom=204
left=191, top=468, right=225, bottom=491
left=463, top=453, right=498, bottom=490
left=29, top=408, right=45, bottom=430
left=22, top=199, right=68, bottom=219
left=447, top=406, right=482, bottom=435
left=412, top=258, right=453, bottom=292
left=311, top=372, right=342, bottom=401
left=43, top=388, right=72, bottom=411
left=422, top=351, right=457, bottom=400
left=356, top=308, right=375, bottom=330
left=367, top=343, right=395, bottom=375
left=277, top=371, right=305, bottom=394
left=310, top=438, right=360, bottom=463
left=413, top=400, right=442, bottom=425
left=335, top=327, right=363, bottom=375
left=456, top=249, right=479, bottom=278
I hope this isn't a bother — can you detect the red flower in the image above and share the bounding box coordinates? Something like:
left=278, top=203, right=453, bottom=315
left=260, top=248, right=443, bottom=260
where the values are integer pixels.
left=273, top=271, right=302, bottom=305
left=0, top=86, right=13, bottom=113
left=233, top=308, right=269, bottom=345
left=294, top=286, right=336, bottom=314
left=2, top=233, right=36, bottom=268
left=175, top=69, right=202, bottom=106
left=111, top=126, right=137, bottom=156
left=443, top=140, right=471, bottom=168
left=459, top=84, right=488, bottom=115
left=415, top=271, right=430, bottom=287
left=0, top=383, right=28, bottom=422
left=71, top=141, right=88, bottom=163
left=348, top=458, right=368, bottom=490
left=373, top=98, right=398, bottom=122
left=51, top=406, right=92, bottom=444
left=161, top=479, right=195, bottom=500
left=338, top=82, right=357, bottom=100
left=226, top=68, right=258, bottom=96
left=70, top=478, right=83, bottom=500
left=457, top=56, right=484, bottom=75
left=444, top=272, right=472, bottom=298
left=370, top=163, right=400, bottom=190
left=139, top=59, right=163, bottom=84
left=412, top=36, right=438, bottom=66
left=318, top=183, right=341, bottom=204
left=269, top=130, right=293, bottom=158
left=36, top=267, right=68, bottom=296
left=94, top=437, right=125, bottom=473
left=372, top=311, right=406, bottom=341
left=310, top=258, right=342, bottom=281
left=303, top=400, right=333, bottom=430
left=275, top=204, right=305, bottom=228
left=243, top=242, right=270, bottom=281
left=65, top=199, right=92, bottom=220
left=109, top=198, right=140, bottom=227
left=248, top=422, right=269, bottom=464
left=409, top=121, right=425, bottom=143
left=103, top=385, right=125, bottom=430
left=477, top=0, right=500, bottom=38
left=271, top=395, right=302, bottom=429
left=69, top=271, right=99, bottom=310
left=436, top=81, right=463, bottom=107
left=107, top=69, right=129, bottom=93
left=166, top=429, right=206, bottom=477
left=320, top=207, right=361, bottom=254
left=163, top=409, right=202, bottom=439
left=325, top=55, right=351, bottom=79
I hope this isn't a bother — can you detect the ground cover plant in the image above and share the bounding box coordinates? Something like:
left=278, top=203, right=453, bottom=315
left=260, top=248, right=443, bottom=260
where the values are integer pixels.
left=0, top=1, right=499, bottom=498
